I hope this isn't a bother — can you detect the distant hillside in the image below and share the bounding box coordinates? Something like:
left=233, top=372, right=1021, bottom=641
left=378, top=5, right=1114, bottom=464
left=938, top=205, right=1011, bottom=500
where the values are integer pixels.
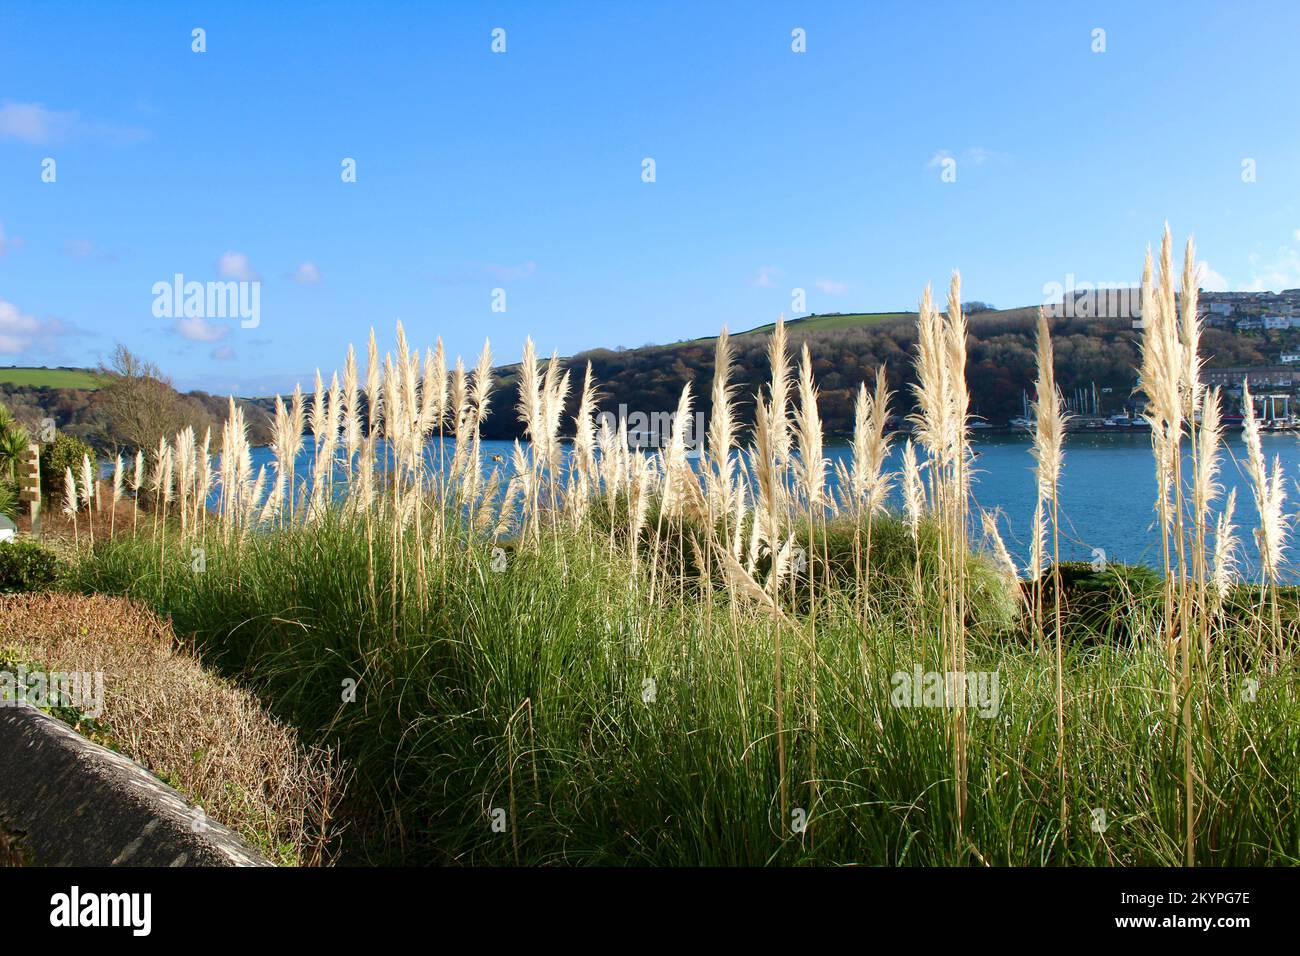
left=474, top=304, right=1267, bottom=441
left=5, top=301, right=1289, bottom=449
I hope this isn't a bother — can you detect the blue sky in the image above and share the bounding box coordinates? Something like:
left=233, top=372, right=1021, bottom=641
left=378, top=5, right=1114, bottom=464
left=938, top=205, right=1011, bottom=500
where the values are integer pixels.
left=2, top=0, right=1299, bottom=395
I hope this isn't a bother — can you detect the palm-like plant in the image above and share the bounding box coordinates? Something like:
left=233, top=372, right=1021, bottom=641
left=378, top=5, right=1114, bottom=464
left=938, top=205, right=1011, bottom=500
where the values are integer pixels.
left=0, top=401, right=28, bottom=479
left=0, top=405, right=31, bottom=524
left=0, top=424, right=30, bottom=482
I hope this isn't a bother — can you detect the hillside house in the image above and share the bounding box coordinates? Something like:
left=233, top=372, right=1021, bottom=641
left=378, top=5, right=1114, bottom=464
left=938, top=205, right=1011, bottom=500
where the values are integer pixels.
left=1203, top=365, right=1300, bottom=390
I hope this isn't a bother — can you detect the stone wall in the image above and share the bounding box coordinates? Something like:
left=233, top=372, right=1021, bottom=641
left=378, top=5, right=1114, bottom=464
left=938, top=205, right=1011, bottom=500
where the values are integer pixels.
left=0, top=704, right=270, bottom=867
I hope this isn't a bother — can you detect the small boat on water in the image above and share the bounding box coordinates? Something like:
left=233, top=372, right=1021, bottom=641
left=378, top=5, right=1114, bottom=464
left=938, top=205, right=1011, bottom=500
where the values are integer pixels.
left=1006, top=412, right=1152, bottom=433
left=1259, top=418, right=1300, bottom=432
left=1100, top=412, right=1151, bottom=432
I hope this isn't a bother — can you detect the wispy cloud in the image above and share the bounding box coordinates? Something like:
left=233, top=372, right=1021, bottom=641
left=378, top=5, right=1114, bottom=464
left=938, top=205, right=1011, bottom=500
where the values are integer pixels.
left=288, top=262, right=321, bottom=284
left=1244, top=239, right=1300, bottom=292
left=926, top=149, right=954, bottom=169
left=211, top=345, right=237, bottom=361
left=926, top=146, right=1000, bottom=169
left=485, top=260, right=536, bottom=281
left=173, top=316, right=231, bottom=343
left=0, top=221, right=23, bottom=257
left=814, top=278, right=848, bottom=295
left=63, top=239, right=116, bottom=263
left=425, top=260, right=537, bottom=284
left=749, top=265, right=782, bottom=289
left=0, top=100, right=147, bottom=145
left=1220, top=232, right=1300, bottom=292
left=217, top=251, right=259, bottom=281
left=0, top=101, right=76, bottom=144
left=173, top=370, right=310, bottom=397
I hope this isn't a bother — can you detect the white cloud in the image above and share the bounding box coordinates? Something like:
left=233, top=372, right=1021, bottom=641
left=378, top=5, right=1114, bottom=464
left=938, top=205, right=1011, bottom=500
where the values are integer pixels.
left=211, top=345, right=236, bottom=361
left=290, top=262, right=321, bottom=284
left=0, top=298, right=82, bottom=355
left=217, top=251, right=259, bottom=281
left=814, top=278, right=848, bottom=295
left=965, top=146, right=994, bottom=165
left=173, top=316, right=230, bottom=343
left=926, top=150, right=953, bottom=169
left=749, top=265, right=781, bottom=289
left=0, top=300, right=40, bottom=353
left=1198, top=263, right=1230, bottom=292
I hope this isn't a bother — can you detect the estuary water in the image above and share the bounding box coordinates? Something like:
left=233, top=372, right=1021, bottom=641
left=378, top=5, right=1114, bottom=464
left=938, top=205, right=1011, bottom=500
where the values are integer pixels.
left=245, top=431, right=1300, bottom=578
left=942, top=432, right=1295, bottom=577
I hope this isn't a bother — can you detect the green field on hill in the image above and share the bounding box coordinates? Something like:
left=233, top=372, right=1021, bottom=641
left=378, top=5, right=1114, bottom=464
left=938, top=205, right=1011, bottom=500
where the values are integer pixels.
left=737, top=311, right=916, bottom=337
left=0, top=367, right=105, bottom=389
left=659, top=311, right=918, bottom=351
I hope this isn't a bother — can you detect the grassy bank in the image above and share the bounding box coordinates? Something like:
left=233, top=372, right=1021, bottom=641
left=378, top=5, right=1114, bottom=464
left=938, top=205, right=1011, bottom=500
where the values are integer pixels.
left=68, top=513, right=1300, bottom=865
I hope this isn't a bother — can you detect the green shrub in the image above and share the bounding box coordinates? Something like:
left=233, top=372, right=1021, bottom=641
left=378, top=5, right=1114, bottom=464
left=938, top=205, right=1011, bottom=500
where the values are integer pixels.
left=1031, top=561, right=1163, bottom=647
left=0, top=539, right=61, bottom=593
left=39, top=432, right=95, bottom=506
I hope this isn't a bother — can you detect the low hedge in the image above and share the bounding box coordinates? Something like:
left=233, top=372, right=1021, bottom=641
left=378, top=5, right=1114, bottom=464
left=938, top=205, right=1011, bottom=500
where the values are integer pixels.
left=0, top=539, right=60, bottom=593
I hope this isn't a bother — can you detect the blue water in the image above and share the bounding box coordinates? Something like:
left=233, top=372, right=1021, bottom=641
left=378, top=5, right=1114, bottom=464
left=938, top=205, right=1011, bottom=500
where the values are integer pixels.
left=243, top=432, right=1300, bottom=577
left=952, top=433, right=1292, bottom=577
